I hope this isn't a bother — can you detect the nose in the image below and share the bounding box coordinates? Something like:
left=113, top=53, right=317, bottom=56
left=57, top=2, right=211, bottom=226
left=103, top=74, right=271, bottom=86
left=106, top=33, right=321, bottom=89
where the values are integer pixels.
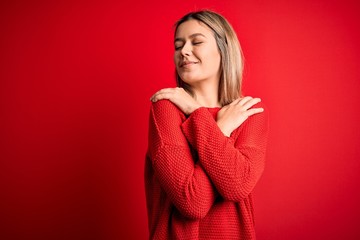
left=180, top=41, right=192, bottom=56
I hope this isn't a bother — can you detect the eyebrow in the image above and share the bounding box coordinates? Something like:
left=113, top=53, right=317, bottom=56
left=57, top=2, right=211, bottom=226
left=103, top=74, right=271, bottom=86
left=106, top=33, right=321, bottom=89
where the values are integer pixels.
left=174, top=33, right=207, bottom=43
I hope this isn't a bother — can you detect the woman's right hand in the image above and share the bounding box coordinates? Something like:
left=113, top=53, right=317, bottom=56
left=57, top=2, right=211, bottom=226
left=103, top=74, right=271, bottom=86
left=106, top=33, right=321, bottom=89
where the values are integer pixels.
left=217, top=97, right=264, bottom=137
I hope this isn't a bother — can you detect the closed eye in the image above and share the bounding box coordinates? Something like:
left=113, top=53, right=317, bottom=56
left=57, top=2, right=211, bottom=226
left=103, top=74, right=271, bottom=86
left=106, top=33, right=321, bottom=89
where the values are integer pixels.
left=174, top=41, right=203, bottom=50
left=174, top=45, right=183, bottom=51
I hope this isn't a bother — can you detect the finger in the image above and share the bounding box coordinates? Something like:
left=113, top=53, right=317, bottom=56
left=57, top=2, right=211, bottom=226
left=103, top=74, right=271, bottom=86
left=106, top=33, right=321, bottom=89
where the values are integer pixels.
left=242, top=97, right=261, bottom=110
left=151, top=90, right=179, bottom=102
left=237, top=96, right=253, bottom=106
left=152, top=88, right=178, bottom=102
left=150, top=88, right=176, bottom=101
left=245, top=107, right=264, bottom=117
left=230, top=97, right=243, bottom=106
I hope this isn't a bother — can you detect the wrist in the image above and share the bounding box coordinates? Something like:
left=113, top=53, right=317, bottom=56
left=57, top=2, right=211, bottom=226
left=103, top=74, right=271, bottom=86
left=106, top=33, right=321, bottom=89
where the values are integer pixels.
left=216, top=120, right=231, bottom=137
left=187, top=104, right=201, bottom=115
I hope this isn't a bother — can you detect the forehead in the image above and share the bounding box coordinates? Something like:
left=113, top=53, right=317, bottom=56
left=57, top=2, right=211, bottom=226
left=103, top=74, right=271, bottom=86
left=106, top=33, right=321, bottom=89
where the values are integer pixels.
left=175, top=19, right=213, bottom=38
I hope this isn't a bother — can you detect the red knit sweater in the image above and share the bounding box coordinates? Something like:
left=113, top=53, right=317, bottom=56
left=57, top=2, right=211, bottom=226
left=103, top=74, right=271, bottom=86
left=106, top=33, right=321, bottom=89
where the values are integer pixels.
left=145, top=100, right=269, bottom=240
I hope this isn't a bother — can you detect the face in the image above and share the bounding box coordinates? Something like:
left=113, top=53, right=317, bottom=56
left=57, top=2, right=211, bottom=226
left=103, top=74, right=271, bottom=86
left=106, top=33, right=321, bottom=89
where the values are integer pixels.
left=174, top=19, right=221, bottom=87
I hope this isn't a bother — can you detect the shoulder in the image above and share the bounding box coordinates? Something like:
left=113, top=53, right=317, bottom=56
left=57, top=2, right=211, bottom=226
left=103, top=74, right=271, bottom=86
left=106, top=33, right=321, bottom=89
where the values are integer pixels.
left=233, top=100, right=269, bottom=138
left=151, top=99, right=181, bottom=113
left=249, top=100, right=269, bottom=123
left=150, top=100, right=185, bottom=123
left=243, top=100, right=269, bottom=130
left=253, top=101, right=268, bottom=116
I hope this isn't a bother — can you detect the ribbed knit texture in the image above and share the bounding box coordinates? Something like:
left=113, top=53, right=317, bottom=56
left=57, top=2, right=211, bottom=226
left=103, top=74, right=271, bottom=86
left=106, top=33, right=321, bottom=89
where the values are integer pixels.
left=145, top=100, right=269, bottom=240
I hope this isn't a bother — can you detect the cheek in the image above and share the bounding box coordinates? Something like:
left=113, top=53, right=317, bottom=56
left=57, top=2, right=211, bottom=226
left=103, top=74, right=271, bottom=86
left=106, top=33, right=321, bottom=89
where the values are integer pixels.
left=206, top=50, right=221, bottom=69
left=174, top=52, right=181, bottom=65
left=213, top=49, right=221, bottom=68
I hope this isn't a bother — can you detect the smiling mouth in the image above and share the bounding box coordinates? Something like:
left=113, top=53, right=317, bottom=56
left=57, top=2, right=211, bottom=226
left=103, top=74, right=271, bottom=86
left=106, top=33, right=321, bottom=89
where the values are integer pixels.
left=180, top=61, right=198, bottom=67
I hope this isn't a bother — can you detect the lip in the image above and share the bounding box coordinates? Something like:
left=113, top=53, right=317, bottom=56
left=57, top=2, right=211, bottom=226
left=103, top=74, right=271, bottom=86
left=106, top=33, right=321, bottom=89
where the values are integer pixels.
left=180, top=61, right=198, bottom=67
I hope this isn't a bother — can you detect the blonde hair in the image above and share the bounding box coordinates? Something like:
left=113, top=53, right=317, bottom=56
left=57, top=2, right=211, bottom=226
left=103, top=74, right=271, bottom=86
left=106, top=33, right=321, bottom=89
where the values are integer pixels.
left=174, top=10, right=244, bottom=106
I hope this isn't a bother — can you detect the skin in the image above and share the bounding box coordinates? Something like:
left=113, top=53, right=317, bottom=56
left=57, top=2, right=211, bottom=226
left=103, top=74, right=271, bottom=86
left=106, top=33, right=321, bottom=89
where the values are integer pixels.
left=150, top=19, right=263, bottom=137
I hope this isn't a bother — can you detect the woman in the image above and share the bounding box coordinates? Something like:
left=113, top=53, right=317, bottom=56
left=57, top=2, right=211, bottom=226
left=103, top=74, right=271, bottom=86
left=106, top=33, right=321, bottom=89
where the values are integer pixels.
left=145, top=10, right=269, bottom=240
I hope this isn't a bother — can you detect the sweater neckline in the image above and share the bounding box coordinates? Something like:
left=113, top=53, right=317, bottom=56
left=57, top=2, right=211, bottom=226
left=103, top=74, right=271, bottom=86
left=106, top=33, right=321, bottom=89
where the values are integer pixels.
left=206, top=106, right=221, bottom=118
left=206, top=106, right=221, bottom=111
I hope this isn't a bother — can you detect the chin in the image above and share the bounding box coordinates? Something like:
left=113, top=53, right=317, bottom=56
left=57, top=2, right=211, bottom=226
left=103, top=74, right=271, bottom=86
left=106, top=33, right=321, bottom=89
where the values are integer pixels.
left=179, top=75, right=201, bottom=84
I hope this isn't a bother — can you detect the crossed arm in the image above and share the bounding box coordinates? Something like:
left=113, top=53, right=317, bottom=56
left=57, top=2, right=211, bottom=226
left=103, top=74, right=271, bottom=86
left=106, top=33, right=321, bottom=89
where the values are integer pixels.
left=148, top=99, right=269, bottom=219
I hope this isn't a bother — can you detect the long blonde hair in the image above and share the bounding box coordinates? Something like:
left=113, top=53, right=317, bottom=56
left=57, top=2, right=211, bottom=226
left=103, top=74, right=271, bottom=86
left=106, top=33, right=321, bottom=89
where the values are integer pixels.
left=174, top=10, right=244, bottom=106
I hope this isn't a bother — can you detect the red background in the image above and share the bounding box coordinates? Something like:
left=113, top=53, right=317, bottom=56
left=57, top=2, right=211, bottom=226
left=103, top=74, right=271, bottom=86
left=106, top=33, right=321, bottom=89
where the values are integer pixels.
left=1, top=0, right=360, bottom=239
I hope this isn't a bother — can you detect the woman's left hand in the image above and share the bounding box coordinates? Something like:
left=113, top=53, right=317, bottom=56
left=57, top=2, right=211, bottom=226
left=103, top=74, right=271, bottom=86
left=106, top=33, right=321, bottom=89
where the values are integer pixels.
left=150, top=87, right=201, bottom=115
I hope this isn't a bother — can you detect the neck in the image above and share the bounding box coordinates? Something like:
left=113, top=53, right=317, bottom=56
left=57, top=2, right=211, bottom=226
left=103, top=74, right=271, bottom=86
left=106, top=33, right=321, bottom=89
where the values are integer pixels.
left=191, top=81, right=221, bottom=108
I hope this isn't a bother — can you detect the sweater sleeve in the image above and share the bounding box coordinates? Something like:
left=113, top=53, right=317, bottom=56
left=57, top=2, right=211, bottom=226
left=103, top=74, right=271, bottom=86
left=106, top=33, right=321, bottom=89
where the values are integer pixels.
left=147, top=100, right=217, bottom=219
left=180, top=102, right=269, bottom=201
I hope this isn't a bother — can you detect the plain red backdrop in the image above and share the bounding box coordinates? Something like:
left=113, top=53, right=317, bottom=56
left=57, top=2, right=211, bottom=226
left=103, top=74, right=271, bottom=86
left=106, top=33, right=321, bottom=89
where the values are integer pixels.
left=1, top=0, right=359, bottom=239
